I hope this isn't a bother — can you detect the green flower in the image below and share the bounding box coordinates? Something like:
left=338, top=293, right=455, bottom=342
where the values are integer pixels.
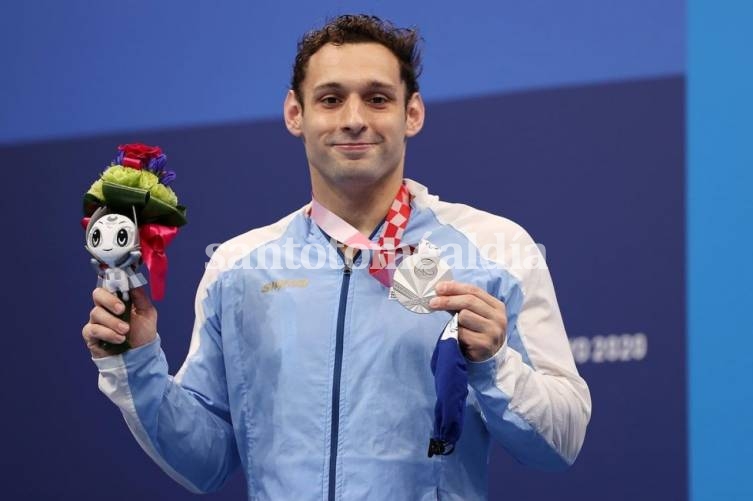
left=150, top=183, right=178, bottom=207
left=101, top=165, right=142, bottom=187
left=87, top=179, right=104, bottom=201
left=138, top=170, right=159, bottom=191
left=95, top=164, right=178, bottom=206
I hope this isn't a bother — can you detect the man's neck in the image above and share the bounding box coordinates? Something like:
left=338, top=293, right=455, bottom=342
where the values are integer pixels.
left=311, top=172, right=404, bottom=236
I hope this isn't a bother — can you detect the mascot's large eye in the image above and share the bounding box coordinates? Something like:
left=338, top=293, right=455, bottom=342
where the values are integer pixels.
left=116, top=228, right=129, bottom=247
left=91, top=228, right=101, bottom=247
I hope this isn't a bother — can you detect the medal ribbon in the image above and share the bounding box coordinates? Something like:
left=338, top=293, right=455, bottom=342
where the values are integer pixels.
left=309, top=182, right=411, bottom=287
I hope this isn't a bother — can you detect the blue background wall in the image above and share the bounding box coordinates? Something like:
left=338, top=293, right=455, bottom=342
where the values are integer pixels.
left=0, top=0, right=683, bottom=145
left=1, top=1, right=748, bottom=500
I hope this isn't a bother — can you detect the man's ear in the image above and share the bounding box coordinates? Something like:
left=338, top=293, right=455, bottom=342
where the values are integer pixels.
left=405, top=92, right=425, bottom=138
left=284, top=90, right=303, bottom=137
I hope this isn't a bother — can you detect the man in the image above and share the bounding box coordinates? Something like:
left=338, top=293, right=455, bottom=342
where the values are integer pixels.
left=83, top=15, right=590, bottom=500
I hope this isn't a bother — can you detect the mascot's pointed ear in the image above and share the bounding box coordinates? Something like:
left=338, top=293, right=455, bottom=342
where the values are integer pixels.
left=131, top=205, right=140, bottom=247
left=86, top=206, right=110, bottom=235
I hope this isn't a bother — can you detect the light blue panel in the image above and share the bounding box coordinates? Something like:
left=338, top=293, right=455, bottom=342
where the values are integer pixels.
left=688, top=1, right=753, bottom=500
left=0, top=0, right=683, bottom=144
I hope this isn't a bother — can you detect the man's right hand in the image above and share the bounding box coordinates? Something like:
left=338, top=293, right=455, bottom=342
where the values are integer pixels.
left=82, top=287, right=158, bottom=359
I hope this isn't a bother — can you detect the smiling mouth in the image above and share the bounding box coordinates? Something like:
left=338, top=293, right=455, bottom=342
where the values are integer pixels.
left=332, top=143, right=378, bottom=154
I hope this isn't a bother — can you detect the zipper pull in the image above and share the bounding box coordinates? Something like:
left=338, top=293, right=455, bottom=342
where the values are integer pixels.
left=343, top=250, right=354, bottom=275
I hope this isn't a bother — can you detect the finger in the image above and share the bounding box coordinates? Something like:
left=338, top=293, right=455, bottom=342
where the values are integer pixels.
left=84, top=335, right=111, bottom=359
left=89, top=305, right=130, bottom=336
left=436, top=281, right=503, bottom=310
left=457, top=308, right=493, bottom=333
left=457, top=313, right=505, bottom=351
left=430, top=293, right=496, bottom=319
left=82, top=322, right=126, bottom=348
left=456, top=326, right=499, bottom=362
left=130, top=286, right=153, bottom=311
left=92, top=288, right=125, bottom=316
left=88, top=345, right=109, bottom=359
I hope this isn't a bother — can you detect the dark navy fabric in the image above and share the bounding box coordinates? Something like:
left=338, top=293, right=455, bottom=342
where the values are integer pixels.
left=430, top=316, right=469, bottom=456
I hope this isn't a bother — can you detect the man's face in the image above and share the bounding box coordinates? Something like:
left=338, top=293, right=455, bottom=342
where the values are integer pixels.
left=284, top=42, right=424, bottom=189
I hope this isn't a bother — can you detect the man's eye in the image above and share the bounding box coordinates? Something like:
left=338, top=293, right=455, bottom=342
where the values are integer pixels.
left=369, top=95, right=389, bottom=105
left=321, top=96, right=340, bottom=106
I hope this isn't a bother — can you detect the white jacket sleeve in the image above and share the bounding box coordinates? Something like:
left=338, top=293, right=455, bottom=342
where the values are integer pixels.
left=467, top=234, right=592, bottom=470
left=93, top=267, right=240, bottom=493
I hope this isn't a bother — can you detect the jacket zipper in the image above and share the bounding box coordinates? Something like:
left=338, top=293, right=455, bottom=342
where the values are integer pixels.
left=328, top=260, right=352, bottom=501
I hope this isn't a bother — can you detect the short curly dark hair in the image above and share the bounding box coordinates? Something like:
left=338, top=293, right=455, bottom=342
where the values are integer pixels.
left=291, top=14, right=422, bottom=108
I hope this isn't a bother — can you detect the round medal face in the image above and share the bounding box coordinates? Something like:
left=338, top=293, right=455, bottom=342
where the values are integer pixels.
left=392, top=253, right=453, bottom=314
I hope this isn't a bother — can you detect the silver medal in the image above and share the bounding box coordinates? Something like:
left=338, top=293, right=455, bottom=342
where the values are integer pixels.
left=391, top=239, right=452, bottom=314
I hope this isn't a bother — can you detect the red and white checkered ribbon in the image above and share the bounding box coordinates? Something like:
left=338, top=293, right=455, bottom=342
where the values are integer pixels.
left=310, top=182, right=412, bottom=287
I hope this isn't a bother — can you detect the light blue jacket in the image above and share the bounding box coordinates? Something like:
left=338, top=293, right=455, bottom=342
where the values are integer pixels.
left=94, top=180, right=591, bottom=500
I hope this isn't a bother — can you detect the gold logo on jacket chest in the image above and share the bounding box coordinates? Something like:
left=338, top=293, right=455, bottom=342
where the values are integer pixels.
left=260, top=278, right=309, bottom=293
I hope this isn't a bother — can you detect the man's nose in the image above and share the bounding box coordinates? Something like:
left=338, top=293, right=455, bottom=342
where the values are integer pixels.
left=340, top=98, right=367, bottom=134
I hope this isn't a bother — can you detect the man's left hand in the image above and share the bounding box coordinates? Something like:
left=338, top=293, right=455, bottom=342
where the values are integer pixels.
left=429, top=281, right=507, bottom=362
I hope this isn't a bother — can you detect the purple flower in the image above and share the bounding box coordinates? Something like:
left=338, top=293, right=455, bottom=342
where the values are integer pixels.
left=147, top=154, right=168, bottom=172
left=160, top=170, right=177, bottom=185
